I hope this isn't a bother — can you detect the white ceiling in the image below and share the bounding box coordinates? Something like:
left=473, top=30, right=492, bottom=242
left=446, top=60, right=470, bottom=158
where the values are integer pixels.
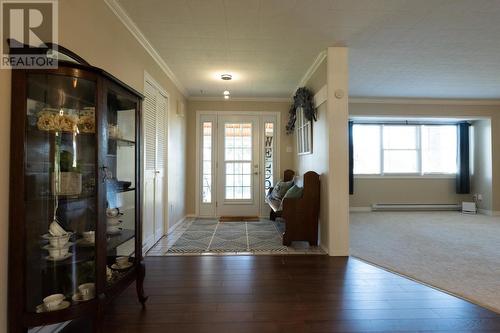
left=117, top=0, right=500, bottom=99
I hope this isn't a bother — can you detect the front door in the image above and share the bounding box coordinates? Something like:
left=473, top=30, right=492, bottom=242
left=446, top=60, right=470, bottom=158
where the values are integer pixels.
left=216, top=115, right=260, bottom=217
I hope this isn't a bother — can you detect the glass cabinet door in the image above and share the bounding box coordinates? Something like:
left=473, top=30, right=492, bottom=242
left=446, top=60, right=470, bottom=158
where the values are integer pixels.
left=25, top=73, right=97, bottom=313
left=104, top=87, right=137, bottom=287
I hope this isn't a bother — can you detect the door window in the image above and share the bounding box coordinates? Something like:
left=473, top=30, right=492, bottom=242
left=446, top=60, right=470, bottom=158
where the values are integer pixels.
left=224, top=123, right=252, bottom=200
left=202, top=122, right=213, bottom=203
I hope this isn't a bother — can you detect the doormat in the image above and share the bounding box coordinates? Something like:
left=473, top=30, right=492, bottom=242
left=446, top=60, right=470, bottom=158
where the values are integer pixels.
left=219, top=216, right=260, bottom=222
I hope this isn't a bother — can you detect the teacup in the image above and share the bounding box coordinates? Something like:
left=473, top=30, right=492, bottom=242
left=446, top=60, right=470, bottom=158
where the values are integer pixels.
left=47, top=246, right=69, bottom=259
left=49, top=221, right=67, bottom=237
left=115, top=256, right=129, bottom=267
left=82, top=231, right=95, bottom=243
left=78, top=283, right=95, bottom=300
left=48, top=234, right=71, bottom=248
left=106, top=208, right=120, bottom=217
left=43, top=294, right=64, bottom=311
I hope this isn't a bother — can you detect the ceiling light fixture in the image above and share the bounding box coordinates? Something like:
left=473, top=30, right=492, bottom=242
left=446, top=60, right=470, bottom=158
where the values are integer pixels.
left=224, top=95, right=230, bottom=100
left=223, top=90, right=230, bottom=96
left=221, top=74, right=232, bottom=81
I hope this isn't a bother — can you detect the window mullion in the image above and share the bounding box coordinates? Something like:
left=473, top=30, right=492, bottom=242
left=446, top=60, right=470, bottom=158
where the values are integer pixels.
left=380, top=124, right=384, bottom=175
left=418, top=125, right=423, bottom=175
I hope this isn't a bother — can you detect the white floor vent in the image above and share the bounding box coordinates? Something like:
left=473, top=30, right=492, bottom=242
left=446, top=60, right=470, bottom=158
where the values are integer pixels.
left=371, top=204, right=461, bottom=212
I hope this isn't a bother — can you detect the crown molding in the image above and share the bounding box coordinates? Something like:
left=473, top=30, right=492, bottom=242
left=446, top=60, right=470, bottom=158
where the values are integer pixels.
left=293, top=50, right=327, bottom=95
left=350, top=97, right=500, bottom=106
left=188, top=96, right=291, bottom=103
left=104, top=0, right=188, bottom=97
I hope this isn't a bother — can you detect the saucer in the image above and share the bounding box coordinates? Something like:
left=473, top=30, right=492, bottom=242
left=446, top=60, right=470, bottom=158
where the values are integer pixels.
left=72, top=293, right=94, bottom=303
left=36, top=300, right=71, bottom=313
left=111, top=262, right=133, bottom=270
left=107, top=228, right=122, bottom=235
left=76, top=239, right=95, bottom=247
left=42, top=242, right=74, bottom=250
left=45, top=253, right=72, bottom=261
left=41, top=232, right=74, bottom=240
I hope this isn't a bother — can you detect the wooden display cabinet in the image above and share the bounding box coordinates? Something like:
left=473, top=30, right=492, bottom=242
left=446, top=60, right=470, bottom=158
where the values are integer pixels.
left=8, top=44, right=147, bottom=333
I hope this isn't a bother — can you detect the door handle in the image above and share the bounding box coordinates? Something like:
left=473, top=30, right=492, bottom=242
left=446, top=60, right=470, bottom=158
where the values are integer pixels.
left=254, top=172, right=259, bottom=175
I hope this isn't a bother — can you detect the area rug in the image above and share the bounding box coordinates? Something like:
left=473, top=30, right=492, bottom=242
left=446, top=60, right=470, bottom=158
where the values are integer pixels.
left=166, top=219, right=288, bottom=254
left=350, top=211, right=500, bottom=313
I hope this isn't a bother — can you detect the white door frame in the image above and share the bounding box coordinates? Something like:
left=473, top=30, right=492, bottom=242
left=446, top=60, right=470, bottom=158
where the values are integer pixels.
left=143, top=71, right=169, bottom=249
left=195, top=110, right=281, bottom=218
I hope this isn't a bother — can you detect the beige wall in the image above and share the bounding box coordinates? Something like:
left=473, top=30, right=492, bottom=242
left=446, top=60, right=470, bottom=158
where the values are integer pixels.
left=0, top=1, right=187, bottom=330
left=185, top=100, right=293, bottom=215
left=294, top=58, right=330, bottom=248
left=306, top=58, right=327, bottom=93
left=349, top=102, right=500, bottom=210
left=351, top=178, right=471, bottom=207
left=472, top=119, right=493, bottom=211
left=294, top=102, right=330, bottom=248
left=60, top=0, right=188, bottom=228
left=167, top=107, right=187, bottom=227
left=326, top=47, right=350, bottom=256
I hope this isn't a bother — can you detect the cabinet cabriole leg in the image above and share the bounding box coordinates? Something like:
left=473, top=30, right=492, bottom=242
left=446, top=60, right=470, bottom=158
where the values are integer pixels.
left=136, top=262, right=148, bottom=306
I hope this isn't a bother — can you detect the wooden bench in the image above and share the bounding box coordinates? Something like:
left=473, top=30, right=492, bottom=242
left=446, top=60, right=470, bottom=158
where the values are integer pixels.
left=267, top=170, right=320, bottom=246
left=281, top=171, right=320, bottom=246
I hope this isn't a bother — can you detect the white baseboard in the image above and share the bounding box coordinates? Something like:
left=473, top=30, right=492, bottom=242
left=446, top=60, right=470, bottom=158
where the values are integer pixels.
left=185, top=214, right=197, bottom=218
left=349, top=207, right=372, bottom=212
left=477, top=209, right=500, bottom=216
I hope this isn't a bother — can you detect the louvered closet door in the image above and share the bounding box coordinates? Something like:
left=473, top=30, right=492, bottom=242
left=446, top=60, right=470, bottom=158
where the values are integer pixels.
left=154, top=93, right=167, bottom=243
left=142, top=81, right=157, bottom=252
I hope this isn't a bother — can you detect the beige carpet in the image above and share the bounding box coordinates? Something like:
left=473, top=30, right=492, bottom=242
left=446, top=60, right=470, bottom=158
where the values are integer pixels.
left=350, top=211, right=500, bottom=313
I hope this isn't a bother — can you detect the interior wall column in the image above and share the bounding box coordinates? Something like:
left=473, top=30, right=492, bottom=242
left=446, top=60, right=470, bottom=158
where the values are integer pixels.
left=490, top=115, right=500, bottom=214
left=327, top=46, right=350, bottom=256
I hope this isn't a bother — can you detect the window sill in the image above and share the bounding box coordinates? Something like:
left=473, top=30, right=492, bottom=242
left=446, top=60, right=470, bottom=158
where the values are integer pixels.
left=354, top=174, right=456, bottom=179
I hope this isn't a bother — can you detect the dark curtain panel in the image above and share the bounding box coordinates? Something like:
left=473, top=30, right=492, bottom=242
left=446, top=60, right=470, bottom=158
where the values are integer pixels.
left=349, top=121, right=354, bottom=195
left=456, top=122, right=470, bottom=194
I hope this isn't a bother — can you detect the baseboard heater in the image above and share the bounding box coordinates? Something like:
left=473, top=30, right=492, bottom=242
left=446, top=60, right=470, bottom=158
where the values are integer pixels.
left=371, top=204, right=461, bottom=212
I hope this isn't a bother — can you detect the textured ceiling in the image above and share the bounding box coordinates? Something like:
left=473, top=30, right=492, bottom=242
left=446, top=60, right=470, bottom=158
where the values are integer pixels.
left=118, top=0, right=500, bottom=99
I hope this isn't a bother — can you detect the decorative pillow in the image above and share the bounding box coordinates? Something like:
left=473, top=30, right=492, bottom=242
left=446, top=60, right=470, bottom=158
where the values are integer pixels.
left=266, top=196, right=282, bottom=212
left=278, top=185, right=304, bottom=211
left=283, top=185, right=303, bottom=199
left=273, top=180, right=295, bottom=199
left=265, top=179, right=295, bottom=212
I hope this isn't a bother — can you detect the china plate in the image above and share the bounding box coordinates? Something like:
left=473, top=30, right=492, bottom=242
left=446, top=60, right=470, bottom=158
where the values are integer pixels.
left=36, top=300, right=71, bottom=313
left=111, top=262, right=133, bottom=271
left=45, top=253, right=73, bottom=261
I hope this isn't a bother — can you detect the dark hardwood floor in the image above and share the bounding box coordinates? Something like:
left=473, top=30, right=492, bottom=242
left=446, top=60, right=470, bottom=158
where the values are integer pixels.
left=101, top=256, right=500, bottom=332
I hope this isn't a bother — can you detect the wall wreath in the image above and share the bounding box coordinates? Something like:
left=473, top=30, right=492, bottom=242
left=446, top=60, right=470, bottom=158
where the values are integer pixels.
left=285, top=87, right=317, bottom=135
